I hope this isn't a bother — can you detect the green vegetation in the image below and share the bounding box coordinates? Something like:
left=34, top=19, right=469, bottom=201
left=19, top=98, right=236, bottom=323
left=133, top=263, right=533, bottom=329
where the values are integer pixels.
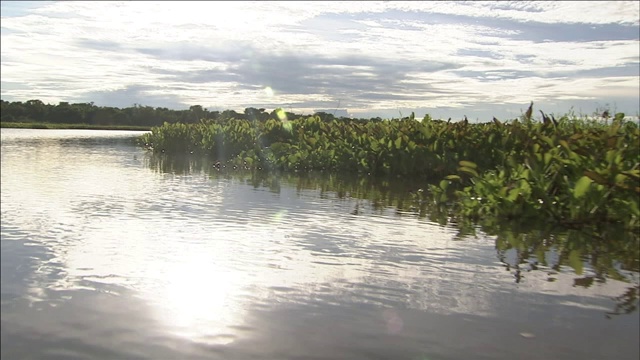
left=140, top=104, right=639, bottom=231
left=0, top=99, right=348, bottom=128
left=421, top=106, right=639, bottom=232
left=1, top=99, right=211, bottom=127
left=139, top=110, right=509, bottom=178
left=3, top=98, right=636, bottom=232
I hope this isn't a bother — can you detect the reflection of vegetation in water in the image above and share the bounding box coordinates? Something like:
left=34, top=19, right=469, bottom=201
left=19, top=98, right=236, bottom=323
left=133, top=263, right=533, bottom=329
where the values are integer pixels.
left=607, top=285, right=639, bottom=318
left=438, top=218, right=638, bottom=319
left=484, top=222, right=638, bottom=305
left=144, top=153, right=214, bottom=175
left=144, top=152, right=432, bottom=215
left=146, top=153, right=639, bottom=317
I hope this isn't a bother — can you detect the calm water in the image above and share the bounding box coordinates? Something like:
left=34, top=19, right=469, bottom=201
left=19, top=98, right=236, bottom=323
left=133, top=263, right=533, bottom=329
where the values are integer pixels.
left=1, top=128, right=638, bottom=360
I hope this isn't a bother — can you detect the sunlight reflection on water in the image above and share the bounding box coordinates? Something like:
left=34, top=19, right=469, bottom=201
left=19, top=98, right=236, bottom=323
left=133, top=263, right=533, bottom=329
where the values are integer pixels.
left=1, top=129, right=638, bottom=360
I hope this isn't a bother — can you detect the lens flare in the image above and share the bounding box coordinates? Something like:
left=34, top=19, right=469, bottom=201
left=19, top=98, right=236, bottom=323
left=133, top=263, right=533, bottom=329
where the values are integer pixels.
left=264, top=86, right=274, bottom=97
left=272, top=209, right=288, bottom=223
left=275, top=108, right=287, bottom=122
left=275, top=108, right=293, bottom=132
left=383, top=308, right=404, bottom=335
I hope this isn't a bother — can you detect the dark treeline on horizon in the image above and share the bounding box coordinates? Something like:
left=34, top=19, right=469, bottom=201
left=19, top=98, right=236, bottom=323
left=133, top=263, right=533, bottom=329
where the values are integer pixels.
left=0, top=99, right=386, bottom=127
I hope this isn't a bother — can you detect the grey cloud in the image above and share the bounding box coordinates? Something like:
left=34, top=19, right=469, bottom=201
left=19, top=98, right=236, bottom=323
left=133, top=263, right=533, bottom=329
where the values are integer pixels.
left=229, top=52, right=460, bottom=96
left=450, top=70, right=536, bottom=80
left=137, top=43, right=462, bottom=109
left=151, top=68, right=241, bottom=84
left=373, top=10, right=639, bottom=43
left=514, top=54, right=536, bottom=64
left=553, top=63, right=640, bottom=78
left=456, top=49, right=505, bottom=60
left=0, top=81, right=30, bottom=91
left=76, top=85, right=188, bottom=109
left=75, top=38, right=123, bottom=52
left=135, top=43, right=255, bottom=63
left=503, top=22, right=639, bottom=43
left=451, top=61, right=638, bottom=82
left=264, top=100, right=344, bottom=111
left=357, top=92, right=441, bottom=101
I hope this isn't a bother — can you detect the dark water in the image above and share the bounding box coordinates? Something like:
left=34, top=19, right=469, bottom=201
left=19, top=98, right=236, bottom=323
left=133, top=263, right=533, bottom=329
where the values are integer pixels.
left=1, top=128, right=638, bottom=360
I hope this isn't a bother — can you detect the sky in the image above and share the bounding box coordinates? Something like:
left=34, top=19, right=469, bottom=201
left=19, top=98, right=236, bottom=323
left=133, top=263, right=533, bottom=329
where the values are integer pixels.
left=1, top=1, right=639, bottom=121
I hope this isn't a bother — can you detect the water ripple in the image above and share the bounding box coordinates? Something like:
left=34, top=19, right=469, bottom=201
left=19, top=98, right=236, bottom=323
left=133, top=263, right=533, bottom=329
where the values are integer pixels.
left=1, top=129, right=638, bottom=360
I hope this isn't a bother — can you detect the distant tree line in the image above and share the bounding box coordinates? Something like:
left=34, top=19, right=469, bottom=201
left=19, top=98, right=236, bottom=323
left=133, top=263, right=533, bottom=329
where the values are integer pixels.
left=0, top=99, right=381, bottom=127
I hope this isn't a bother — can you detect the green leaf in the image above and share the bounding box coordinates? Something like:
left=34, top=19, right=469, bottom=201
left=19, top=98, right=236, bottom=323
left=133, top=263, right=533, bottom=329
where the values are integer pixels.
left=568, top=250, right=583, bottom=275
left=458, top=166, right=479, bottom=177
left=532, top=143, right=540, bottom=153
left=459, top=160, right=477, bottom=169
left=540, top=135, right=555, bottom=148
left=559, top=140, right=570, bottom=151
left=629, top=199, right=639, bottom=217
left=584, top=170, right=608, bottom=185
left=507, top=188, right=519, bottom=202
left=622, top=169, right=640, bottom=180
left=573, top=176, right=593, bottom=198
left=444, top=174, right=461, bottom=181
left=395, top=136, right=402, bottom=149
left=614, top=173, right=628, bottom=186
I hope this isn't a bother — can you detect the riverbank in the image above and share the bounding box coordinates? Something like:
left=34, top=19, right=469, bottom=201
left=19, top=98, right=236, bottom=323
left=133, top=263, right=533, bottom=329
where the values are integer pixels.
left=0, top=121, right=151, bottom=131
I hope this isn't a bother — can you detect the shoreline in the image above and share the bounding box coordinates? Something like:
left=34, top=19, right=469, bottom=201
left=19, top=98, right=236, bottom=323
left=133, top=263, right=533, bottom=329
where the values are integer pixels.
left=0, top=122, right=151, bottom=131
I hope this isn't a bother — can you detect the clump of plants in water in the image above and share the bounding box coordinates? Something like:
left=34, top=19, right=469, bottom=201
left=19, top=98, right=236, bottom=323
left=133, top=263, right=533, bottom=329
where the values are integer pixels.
left=139, top=104, right=639, bottom=231
left=425, top=104, right=639, bottom=231
left=139, top=109, right=495, bottom=179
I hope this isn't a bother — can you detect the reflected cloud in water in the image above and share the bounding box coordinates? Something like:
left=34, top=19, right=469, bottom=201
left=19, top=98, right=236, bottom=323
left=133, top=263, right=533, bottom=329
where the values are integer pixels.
left=1, top=129, right=638, bottom=359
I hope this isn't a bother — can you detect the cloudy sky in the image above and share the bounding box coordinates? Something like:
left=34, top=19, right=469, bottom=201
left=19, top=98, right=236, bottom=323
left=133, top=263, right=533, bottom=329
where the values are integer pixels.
left=1, top=1, right=639, bottom=121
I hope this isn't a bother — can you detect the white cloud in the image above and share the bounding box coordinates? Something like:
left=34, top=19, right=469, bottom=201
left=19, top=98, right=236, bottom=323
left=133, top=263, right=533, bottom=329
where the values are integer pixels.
left=1, top=1, right=638, bottom=119
left=391, top=1, right=640, bottom=25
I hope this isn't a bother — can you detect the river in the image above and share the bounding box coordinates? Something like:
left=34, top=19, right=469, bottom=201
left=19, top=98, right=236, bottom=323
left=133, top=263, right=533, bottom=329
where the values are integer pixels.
left=1, top=128, right=638, bottom=360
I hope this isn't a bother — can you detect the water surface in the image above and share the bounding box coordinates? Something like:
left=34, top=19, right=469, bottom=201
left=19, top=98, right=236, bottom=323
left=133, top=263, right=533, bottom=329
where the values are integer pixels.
left=1, top=128, right=638, bottom=359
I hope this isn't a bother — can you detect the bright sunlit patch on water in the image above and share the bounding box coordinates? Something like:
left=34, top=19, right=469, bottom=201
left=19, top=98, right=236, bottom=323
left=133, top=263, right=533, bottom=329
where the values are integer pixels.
left=156, top=254, right=246, bottom=345
left=272, top=209, right=288, bottom=224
